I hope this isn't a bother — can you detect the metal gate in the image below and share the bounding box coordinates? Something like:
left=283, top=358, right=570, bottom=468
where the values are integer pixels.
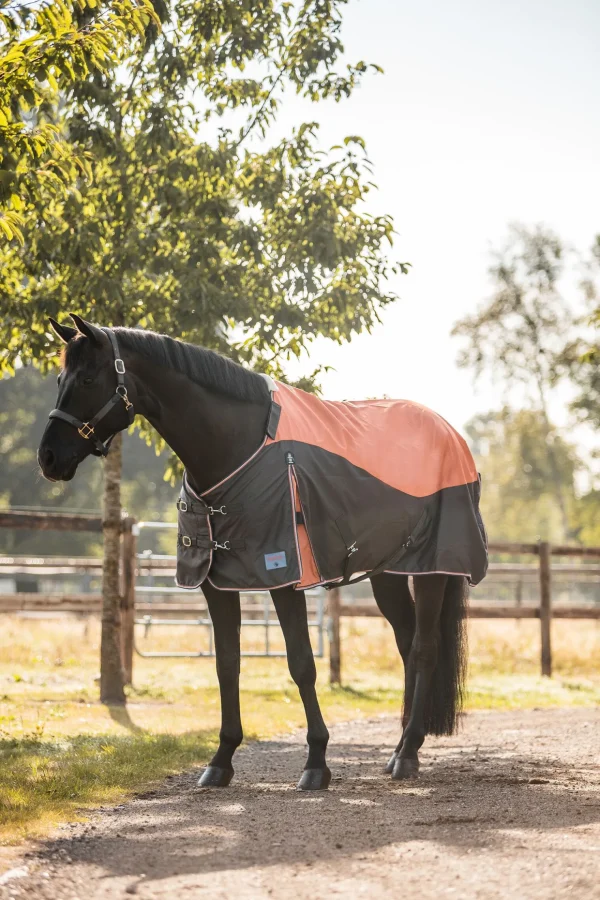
left=133, top=521, right=325, bottom=659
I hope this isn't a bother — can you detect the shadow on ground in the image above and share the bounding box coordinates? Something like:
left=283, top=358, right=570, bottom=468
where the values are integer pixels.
left=29, top=709, right=600, bottom=888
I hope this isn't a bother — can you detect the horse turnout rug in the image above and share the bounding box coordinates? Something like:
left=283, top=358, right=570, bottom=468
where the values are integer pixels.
left=176, top=380, right=488, bottom=592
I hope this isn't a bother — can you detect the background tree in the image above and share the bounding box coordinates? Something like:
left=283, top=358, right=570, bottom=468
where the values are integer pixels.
left=465, top=407, right=579, bottom=543
left=452, top=224, right=575, bottom=539
left=572, top=489, right=600, bottom=546
left=0, top=1, right=401, bottom=703
left=559, top=234, right=600, bottom=430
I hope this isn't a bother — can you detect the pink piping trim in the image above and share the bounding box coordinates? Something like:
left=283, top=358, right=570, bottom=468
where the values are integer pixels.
left=202, top=571, right=473, bottom=592
left=383, top=569, right=472, bottom=577
left=197, top=570, right=473, bottom=592
left=206, top=575, right=302, bottom=592
left=184, top=437, right=268, bottom=500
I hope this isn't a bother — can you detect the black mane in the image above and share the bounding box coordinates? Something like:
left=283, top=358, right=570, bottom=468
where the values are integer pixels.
left=64, top=327, right=269, bottom=404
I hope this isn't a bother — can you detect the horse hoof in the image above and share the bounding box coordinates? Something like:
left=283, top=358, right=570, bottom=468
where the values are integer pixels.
left=384, top=752, right=398, bottom=774
left=296, top=766, right=332, bottom=791
left=198, top=766, right=234, bottom=788
left=391, top=757, right=419, bottom=780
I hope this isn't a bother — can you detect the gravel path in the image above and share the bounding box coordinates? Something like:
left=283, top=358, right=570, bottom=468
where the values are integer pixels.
left=2, top=708, right=599, bottom=899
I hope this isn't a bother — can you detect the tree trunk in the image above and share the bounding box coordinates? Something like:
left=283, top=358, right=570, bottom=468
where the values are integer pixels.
left=100, top=431, right=126, bottom=705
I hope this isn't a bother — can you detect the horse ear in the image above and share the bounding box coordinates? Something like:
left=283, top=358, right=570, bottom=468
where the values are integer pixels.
left=48, top=317, right=77, bottom=344
left=69, top=314, right=105, bottom=347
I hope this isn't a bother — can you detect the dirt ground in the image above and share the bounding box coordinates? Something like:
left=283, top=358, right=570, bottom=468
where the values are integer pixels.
left=1, top=708, right=599, bottom=900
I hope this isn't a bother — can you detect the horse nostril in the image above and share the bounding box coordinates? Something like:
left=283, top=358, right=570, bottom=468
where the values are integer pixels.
left=39, top=446, right=55, bottom=470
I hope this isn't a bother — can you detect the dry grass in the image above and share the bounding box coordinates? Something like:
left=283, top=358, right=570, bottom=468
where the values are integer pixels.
left=0, top=614, right=598, bottom=845
left=342, top=615, right=600, bottom=682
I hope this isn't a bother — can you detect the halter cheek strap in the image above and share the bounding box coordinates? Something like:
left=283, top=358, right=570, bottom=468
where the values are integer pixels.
left=48, top=329, right=135, bottom=458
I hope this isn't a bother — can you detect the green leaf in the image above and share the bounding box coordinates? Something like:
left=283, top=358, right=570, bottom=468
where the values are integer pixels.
left=0, top=218, right=14, bottom=240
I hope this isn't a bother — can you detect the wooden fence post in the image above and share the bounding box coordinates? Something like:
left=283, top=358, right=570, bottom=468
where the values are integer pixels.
left=328, top=588, right=341, bottom=685
left=539, top=541, right=552, bottom=677
left=120, top=517, right=137, bottom=685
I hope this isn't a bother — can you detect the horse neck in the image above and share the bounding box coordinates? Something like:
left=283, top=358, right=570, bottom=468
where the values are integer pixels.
left=130, top=352, right=270, bottom=493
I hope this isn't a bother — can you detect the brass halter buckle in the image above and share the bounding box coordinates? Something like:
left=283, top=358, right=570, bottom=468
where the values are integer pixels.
left=117, top=385, right=133, bottom=410
left=78, top=423, right=95, bottom=439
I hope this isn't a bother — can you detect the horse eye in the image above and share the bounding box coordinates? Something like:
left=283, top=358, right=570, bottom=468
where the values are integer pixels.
left=83, top=376, right=94, bottom=386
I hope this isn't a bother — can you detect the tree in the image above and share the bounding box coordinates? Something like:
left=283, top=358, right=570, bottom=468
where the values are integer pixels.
left=573, top=489, right=600, bottom=546
left=465, top=407, right=579, bottom=543
left=466, top=406, right=600, bottom=547
left=452, top=224, right=575, bottom=539
left=0, top=1, right=401, bottom=702
left=559, top=234, right=600, bottom=430
left=0, top=0, right=158, bottom=243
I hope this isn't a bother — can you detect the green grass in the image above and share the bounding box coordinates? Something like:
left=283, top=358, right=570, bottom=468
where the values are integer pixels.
left=0, top=615, right=598, bottom=845
left=0, top=730, right=217, bottom=842
left=466, top=674, right=600, bottom=709
left=0, top=686, right=406, bottom=844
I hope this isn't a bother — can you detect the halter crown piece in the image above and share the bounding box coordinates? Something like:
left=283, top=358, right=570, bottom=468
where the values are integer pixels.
left=48, top=328, right=135, bottom=457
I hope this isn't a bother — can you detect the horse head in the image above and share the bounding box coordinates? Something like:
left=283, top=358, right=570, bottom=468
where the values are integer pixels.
left=38, top=314, right=135, bottom=481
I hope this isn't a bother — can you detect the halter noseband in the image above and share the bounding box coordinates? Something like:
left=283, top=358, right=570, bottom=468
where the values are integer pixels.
left=48, top=328, right=135, bottom=458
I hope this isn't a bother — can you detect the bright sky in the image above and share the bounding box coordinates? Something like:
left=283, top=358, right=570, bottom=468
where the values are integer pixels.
left=270, top=0, right=600, bottom=436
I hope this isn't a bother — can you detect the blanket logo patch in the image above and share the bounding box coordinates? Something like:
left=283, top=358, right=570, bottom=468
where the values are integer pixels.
left=264, top=551, right=287, bottom=570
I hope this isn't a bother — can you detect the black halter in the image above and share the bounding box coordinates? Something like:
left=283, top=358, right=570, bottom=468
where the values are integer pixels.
left=48, top=328, right=135, bottom=458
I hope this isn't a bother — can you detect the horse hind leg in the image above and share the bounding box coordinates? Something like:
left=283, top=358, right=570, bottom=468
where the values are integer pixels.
left=393, top=573, right=467, bottom=780
left=370, top=573, right=416, bottom=773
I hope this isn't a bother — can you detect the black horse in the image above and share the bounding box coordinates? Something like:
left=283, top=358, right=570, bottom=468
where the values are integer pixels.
left=38, top=315, right=470, bottom=791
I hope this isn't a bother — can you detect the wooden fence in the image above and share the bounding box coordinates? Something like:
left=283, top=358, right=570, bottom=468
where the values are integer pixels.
left=326, top=541, right=600, bottom=684
left=0, top=509, right=136, bottom=683
left=1, top=514, right=599, bottom=683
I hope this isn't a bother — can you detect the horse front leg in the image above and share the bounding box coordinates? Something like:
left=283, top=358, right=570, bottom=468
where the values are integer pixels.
left=271, top=587, right=331, bottom=791
left=198, top=582, right=243, bottom=787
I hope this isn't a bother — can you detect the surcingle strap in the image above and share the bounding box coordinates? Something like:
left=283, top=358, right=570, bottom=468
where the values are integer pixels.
left=266, top=400, right=281, bottom=440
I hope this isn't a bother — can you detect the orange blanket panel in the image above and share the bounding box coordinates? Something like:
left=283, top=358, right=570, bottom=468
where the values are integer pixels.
left=270, top=382, right=477, bottom=499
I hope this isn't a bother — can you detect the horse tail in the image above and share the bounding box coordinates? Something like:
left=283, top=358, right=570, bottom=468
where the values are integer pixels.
left=424, top=574, right=469, bottom=736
